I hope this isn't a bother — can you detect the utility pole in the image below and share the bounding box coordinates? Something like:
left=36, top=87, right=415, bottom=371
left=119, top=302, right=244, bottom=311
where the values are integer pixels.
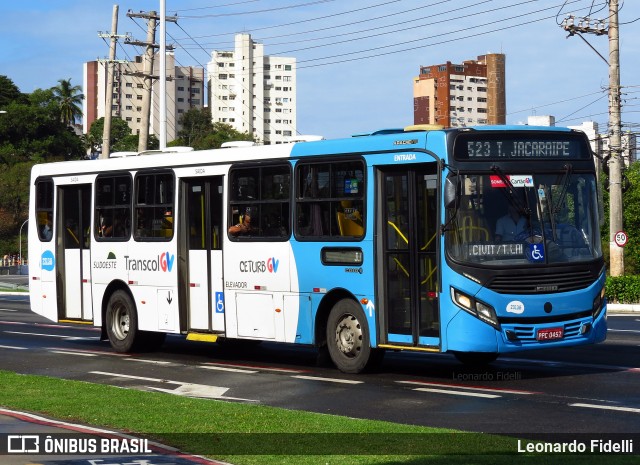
left=608, top=0, right=624, bottom=276
left=130, top=11, right=156, bottom=152
left=562, top=1, right=624, bottom=276
left=126, top=10, right=176, bottom=152
left=100, top=5, right=120, bottom=160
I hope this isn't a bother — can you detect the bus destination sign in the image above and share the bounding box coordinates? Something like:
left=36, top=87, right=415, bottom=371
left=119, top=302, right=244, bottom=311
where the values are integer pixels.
left=454, top=132, right=590, bottom=161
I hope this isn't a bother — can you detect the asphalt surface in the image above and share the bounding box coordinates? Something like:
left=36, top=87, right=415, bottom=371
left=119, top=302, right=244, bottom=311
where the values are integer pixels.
left=0, top=277, right=640, bottom=465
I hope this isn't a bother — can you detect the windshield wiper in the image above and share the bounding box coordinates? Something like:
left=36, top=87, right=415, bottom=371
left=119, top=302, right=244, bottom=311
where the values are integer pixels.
left=552, top=164, right=573, bottom=216
left=491, top=165, right=531, bottom=219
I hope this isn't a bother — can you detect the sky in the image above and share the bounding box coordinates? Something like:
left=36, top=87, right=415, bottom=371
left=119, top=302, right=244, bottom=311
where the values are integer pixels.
left=1, top=0, right=639, bottom=141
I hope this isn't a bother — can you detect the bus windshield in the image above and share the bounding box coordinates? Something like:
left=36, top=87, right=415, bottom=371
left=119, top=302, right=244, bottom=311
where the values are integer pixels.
left=446, top=172, right=603, bottom=266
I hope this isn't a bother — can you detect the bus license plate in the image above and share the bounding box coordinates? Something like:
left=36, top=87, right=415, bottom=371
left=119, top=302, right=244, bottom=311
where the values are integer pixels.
left=537, top=327, right=564, bottom=341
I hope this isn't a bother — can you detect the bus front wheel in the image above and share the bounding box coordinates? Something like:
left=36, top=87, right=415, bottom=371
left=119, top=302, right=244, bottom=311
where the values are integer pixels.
left=327, top=299, right=377, bottom=374
left=106, top=290, right=139, bottom=353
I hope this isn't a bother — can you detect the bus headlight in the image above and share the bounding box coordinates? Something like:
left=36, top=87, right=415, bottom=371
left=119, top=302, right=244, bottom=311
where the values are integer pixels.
left=451, top=287, right=500, bottom=329
left=592, top=285, right=606, bottom=320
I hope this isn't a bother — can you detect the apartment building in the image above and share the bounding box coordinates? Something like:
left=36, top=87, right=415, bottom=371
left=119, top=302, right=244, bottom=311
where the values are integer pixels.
left=207, top=33, right=297, bottom=145
left=83, top=53, right=205, bottom=142
left=413, top=53, right=506, bottom=128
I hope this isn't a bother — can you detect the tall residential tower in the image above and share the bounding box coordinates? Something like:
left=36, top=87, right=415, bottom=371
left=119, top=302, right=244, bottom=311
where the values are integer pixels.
left=83, top=53, right=204, bottom=144
left=207, top=33, right=297, bottom=145
left=413, top=53, right=506, bottom=128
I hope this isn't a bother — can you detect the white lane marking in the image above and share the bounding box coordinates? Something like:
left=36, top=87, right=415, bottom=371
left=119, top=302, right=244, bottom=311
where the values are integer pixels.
left=4, top=331, right=74, bottom=338
left=149, top=383, right=229, bottom=399
left=90, top=371, right=254, bottom=402
left=202, top=362, right=310, bottom=374
left=0, top=345, right=28, bottom=350
left=47, top=347, right=130, bottom=357
left=198, top=365, right=258, bottom=374
left=90, top=371, right=179, bottom=384
left=292, top=375, right=363, bottom=385
left=397, top=380, right=536, bottom=395
left=413, top=387, right=501, bottom=399
left=608, top=329, right=640, bottom=334
left=125, top=358, right=173, bottom=365
left=0, top=309, right=17, bottom=312
left=51, top=350, right=97, bottom=357
left=570, top=403, right=640, bottom=414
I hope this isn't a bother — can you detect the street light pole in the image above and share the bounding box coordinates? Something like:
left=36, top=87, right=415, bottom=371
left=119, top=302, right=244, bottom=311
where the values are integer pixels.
left=19, top=219, right=28, bottom=272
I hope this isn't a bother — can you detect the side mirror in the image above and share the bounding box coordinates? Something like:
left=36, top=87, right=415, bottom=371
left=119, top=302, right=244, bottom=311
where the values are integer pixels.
left=444, top=176, right=460, bottom=209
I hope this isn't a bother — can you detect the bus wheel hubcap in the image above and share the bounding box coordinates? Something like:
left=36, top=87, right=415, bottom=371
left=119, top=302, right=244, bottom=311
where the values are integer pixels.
left=113, top=306, right=130, bottom=340
left=335, top=314, right=362, bottom=358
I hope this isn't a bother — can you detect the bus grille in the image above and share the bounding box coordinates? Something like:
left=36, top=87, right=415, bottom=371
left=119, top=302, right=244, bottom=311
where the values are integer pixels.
left=487, top=270, right=595, bottom=294
left=501, top=319, right=587, bottom=345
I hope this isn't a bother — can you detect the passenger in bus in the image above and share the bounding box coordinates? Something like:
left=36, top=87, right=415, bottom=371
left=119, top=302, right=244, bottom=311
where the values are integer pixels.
left=228, top=207, right=252, bottom=236
left=41, top=214, right=53, bottom=240
left=495, top=204, right=527, bottom=242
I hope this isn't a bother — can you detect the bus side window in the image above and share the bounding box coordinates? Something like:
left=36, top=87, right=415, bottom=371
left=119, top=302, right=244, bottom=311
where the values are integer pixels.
left=95, top=175, right=132, bottom=241
left=134, top=171, right=174, bottom=241
left=35, top=179, right=54, bottom=242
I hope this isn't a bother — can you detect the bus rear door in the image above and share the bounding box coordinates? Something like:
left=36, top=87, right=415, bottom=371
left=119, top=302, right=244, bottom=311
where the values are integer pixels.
left=179, top=177, right=224, bottom=334
left=377, top=166, right=440, bottom=348
left=57, top=185, right=93, bottom=321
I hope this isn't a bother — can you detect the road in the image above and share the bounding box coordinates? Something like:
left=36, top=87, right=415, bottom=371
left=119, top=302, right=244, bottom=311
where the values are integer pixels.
left=1, top=295, right=640, bottom=439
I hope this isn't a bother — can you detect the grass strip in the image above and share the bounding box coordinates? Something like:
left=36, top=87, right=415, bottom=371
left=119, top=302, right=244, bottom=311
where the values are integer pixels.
left=0, top=370, right=635, bottom=464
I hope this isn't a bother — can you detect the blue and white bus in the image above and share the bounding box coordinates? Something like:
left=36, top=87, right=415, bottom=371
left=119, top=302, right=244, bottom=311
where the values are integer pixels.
left=28, top=125, right=607, bottom=373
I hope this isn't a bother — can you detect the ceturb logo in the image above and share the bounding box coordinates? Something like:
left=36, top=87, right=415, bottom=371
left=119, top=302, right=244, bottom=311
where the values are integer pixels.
left=125, top=252, right=175, bottom=272
left=239, top=257, right=279, bottom=273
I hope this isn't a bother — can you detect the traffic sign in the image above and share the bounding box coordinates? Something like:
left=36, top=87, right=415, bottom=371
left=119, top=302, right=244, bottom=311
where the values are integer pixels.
left=614, top=230, right=628, bottom=247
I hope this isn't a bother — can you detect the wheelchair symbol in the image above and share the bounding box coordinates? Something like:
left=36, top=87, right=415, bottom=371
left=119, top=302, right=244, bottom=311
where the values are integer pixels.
left=215, top=292, right=225, bottom=313
left=528, top=244, right=545, bottom=262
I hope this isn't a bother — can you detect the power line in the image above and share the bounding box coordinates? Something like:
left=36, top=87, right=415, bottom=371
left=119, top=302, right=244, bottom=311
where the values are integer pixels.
left=172, top=0, right=404, bottom=40
left=177, top=0, right=337, bottom=19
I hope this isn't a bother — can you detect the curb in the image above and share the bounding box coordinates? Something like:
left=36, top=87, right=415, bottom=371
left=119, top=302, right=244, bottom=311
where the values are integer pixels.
left=607, top=303, right=640, bottom=313
left=0, top=408, right=228, bottom=464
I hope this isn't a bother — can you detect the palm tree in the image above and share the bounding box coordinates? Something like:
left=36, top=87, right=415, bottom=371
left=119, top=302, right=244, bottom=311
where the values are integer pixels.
left=51, top=78, right=83, bottom=126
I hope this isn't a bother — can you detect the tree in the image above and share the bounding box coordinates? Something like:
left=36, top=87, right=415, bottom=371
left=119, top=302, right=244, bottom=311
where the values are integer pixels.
left=51, top=78, right=84, bottom=126
left=87, top=117, right=133, bottom=154
left=621, top=162, right=640, bottom=274
left=0, top=76, right=86, bottom=257
left=0, top=75, right=27, bottom=107
left=86, top=117, right=158, bottom=156
left=171, top=108, right=255, bottom=150
left=0, top=98, right=84, bottom=164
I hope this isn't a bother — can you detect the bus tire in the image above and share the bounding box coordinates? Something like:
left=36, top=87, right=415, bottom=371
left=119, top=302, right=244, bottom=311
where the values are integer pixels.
left=453, top=351, right=498, bottom=366
left=106, top=290, right=139, bottom=353
left=326, top=298, right=373, bottom=374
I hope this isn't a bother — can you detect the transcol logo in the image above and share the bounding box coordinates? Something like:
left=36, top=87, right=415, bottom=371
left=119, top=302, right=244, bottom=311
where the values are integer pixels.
left=125, top=252, right=175, bottom=272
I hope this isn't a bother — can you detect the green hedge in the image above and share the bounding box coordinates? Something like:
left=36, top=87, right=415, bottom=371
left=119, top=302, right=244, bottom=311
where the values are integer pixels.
left=606, top=275, right=640, bottom=304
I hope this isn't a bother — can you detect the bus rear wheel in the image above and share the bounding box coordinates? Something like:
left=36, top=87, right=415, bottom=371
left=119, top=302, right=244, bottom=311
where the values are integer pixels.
left=106, top=290, right=138, bottom=353
left=327, top=299, right=376, bottom=374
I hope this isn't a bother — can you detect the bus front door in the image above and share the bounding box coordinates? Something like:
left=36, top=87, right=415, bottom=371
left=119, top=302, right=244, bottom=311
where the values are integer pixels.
left=180, top=177, right=224, bottom=333
left=378, top=166, right=440, bottom=348
left=57, top=185, right=92, bottom=321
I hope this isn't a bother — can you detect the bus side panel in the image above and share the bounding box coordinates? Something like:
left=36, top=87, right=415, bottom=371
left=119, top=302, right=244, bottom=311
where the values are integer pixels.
left=223, top=241, right=295, bottom=342
left=64, top=249, right=82, bottom=319
left=31, top=244, right=58, bottom=322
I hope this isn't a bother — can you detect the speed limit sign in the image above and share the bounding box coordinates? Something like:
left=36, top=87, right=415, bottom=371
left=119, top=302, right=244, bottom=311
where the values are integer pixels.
left=614, top=231, right=628, bottom=247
